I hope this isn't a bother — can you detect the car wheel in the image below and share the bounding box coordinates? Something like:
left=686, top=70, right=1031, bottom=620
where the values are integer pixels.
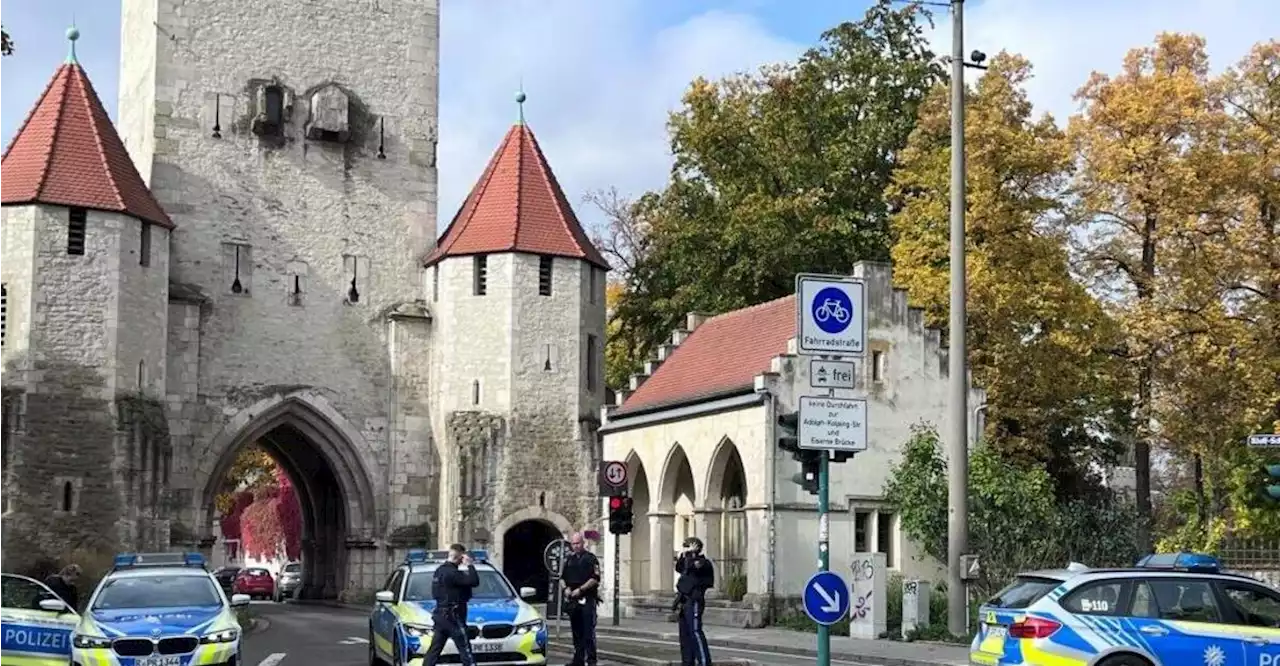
left=1098, top=655, right=1153, bottom=666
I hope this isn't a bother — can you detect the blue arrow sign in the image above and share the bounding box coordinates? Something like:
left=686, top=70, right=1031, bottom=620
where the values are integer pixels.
left=803, top=571, right=850, bottom=626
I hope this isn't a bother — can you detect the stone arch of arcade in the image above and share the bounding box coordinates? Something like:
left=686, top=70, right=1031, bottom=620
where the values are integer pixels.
left=703, top=437, right=748, bottom=585
left=623, top=450, right=651, bottom=594
left=493, top=507, right=573, bottom=604
left=194, top=390, right=380, bottom=600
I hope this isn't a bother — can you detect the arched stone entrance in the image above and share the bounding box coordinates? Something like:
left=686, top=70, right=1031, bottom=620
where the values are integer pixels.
left=624, top=450, right=651, bottom=594
left=500, top=520, right=562, bottom=603
left=193, top=391, right=380, bottom=599
left=705, top=438, right=748, bottom=593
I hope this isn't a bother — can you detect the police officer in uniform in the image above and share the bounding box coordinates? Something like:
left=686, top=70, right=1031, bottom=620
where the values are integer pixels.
left=560, top=532, right=601, bottom=666
left=674, top=537, right=714, bottom=666
left=424, top=544, right=480, bottom=666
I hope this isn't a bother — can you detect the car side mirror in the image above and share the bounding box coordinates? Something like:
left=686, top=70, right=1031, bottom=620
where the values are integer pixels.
left=38, top=598, right=68, bottom=613
left=230, top=594, right=251, bottom=607
left=375, top=590, right=395, bottom=604
left=519, top=587, right=536, bottom=600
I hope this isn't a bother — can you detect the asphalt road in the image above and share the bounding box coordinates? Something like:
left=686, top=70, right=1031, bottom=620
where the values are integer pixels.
left=240, top=601, right=906, bottom=666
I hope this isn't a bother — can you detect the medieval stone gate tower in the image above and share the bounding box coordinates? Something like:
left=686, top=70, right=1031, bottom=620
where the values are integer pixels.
left=2, top=0, right=607, bottom=598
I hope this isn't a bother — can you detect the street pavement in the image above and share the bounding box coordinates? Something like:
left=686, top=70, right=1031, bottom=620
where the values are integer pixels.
left=245, top=600, right=970, bottom=666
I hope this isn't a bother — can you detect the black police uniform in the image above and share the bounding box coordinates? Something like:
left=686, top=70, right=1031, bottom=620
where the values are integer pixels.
left=675, top=548, right=715, bottom=666
left=43, top=575, right=78, bottom=611
left=560, top=548, right=602, bottom=666
left=424, top=560, right=480, bottom=666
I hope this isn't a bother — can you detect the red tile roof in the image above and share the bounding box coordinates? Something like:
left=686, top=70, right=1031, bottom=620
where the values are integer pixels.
left=424, top=123, right=608, bottom=269
left=621, top=295, right=796, bottom=413
left=1, top=61, right=173, bottom=229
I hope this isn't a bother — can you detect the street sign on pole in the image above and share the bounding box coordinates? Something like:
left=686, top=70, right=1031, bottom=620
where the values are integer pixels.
left=809, top=359, right=856, bottom=390
left=1248, top=434, right=1280, bottom=448
left=796, top=274, right=867, bottom=358
left=960, top=554, right=981, bottom=582
left=803, top=571, right=850, bottom=626
left=799, top=396, right=868, bottom=453
left=598, top=460, right=629, bottom=496
left=543, top=539, right=569, bottom=639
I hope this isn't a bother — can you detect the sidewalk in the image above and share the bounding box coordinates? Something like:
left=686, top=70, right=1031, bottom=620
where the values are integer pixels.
left=566, top=616, right=971, bottom=666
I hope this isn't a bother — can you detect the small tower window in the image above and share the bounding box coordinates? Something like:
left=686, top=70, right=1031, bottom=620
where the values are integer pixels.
left=223, top=243, right=252, bottom=295
left=67, top=208, right=87, bottom=255
left=586, top=334, right=599, bottom=392
left=432, top=265, right=439, bottom=302
left=871, top=350, right=885, bottom=382
left=139, top=223, right=151, bottom=267
left=137, top=359, right=146, bottom=390
left=62, top=482, right=74, bottom=512
left=589, top=268, right=599, bottom=304
left=1, top=284, right=7, bottom=346
left=543, top=344, right=553, bottom=372
left=472, top=380, right=481, bottom=405
left=265, top=87, right=284, bottom=125
left=474, top=255, right=488, bottom=296
left=287, top=260, right=308, bottom=307
left=538, top=256, right=553, bottom=296
left=343, top=255, right=367, bottom=305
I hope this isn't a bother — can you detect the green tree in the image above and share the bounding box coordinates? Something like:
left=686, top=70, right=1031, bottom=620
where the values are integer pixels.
left=607, top=0, right=944, bottom=381
left=887, top=53, right=1128, bottom=493
left=2, top=28, right=13, bottom=56
left=1067, top=33, right=1223, bottom=550
left=884, top=423, right=1139, bottom=602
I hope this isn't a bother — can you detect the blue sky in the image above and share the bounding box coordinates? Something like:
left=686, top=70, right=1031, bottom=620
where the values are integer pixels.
left=2, top=0, right=1277, bottom=234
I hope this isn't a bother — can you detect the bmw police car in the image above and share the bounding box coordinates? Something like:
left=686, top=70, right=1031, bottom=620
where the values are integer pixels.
left=369, top=549, right=548, bottom=665
left=970, top=552, right=1280, bottom=666
left=70, top=552, right=250, bottom=666
left=1, top=573, right=79, bottom=665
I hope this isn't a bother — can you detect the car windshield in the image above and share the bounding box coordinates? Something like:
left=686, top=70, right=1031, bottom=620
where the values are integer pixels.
left=404, top=569, right=515, bottom=601
left=244, top=569, right=269, bottom=576
left=986, top=576, right=1062, bottom=610
left=93, top=575, right=222, bottom=610
left=283, top=564, right=301, bottom=573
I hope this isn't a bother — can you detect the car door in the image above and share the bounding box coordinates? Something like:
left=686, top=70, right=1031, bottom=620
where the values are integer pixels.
left=374, top=569, right=405, bottom=659
left=1128, top=577, right=1241, bottom=666
left=1215, top=580, right=1280, bottom=665
left=1, top=574, right=79, bottom=664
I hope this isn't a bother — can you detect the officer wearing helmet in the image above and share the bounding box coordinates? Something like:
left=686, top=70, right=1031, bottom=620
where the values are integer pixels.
left=673, top=536, right=714, bottom=666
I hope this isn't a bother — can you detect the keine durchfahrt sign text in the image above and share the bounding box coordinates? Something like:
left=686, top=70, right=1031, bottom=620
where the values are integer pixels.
left=799, top=396, right=868, bottom=452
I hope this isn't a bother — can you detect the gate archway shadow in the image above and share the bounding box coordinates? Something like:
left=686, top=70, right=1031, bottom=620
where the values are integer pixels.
left=501, top=520, right=562, bottom=603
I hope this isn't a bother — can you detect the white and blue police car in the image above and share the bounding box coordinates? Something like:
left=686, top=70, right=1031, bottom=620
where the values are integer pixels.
left=1, top=572, right=80, bottom=665
left=369, top=549, right=549, bottom=665
left=70, top=552, right=251, bottom=666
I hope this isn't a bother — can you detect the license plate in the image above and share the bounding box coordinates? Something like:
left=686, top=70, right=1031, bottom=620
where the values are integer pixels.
left=137, top=657, right=182, bottom=666
left=985, top=624, right=1008, bottom=639
left=474, top=641, right=503, bottom=653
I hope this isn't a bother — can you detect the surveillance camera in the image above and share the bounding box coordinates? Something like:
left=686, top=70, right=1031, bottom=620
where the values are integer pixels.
left=970, top=50, right=987, bottom=64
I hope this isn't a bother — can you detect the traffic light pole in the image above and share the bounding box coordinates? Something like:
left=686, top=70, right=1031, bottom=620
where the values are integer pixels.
left=612, top=530, right=621, bottom=626
left=817, top=450, right=831, bottom=666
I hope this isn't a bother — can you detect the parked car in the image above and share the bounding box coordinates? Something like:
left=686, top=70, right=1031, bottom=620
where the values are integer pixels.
left=213, top=565, right=241, bottom=595
left=275, top=562, right=302, bottom=602
left=232, top=567, right=275, bottom=599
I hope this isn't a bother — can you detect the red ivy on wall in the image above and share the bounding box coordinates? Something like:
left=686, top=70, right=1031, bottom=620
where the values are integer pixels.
left=221, top=466, right=302, bottom=562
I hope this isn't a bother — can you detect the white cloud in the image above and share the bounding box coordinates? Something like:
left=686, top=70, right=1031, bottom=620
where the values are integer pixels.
left=436, top=0, right=801, bottom=232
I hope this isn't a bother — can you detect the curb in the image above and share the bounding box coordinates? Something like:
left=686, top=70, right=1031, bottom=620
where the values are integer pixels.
left=293, top=599, right=369, bottom=612
left=550, top=641, right=755, bottom=666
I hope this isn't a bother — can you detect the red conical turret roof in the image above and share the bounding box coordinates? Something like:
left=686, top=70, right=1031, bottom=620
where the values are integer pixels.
left=424, top=123, right=608, bottom=269
left=1, top=58, right=173, bottom=229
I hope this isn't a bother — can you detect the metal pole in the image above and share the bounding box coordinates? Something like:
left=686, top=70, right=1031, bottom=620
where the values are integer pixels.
left=946, top=0, right=971, bottom=639
left=817, top=452, right=831, bottom=666
left=612, top=531, right=621, bottom=626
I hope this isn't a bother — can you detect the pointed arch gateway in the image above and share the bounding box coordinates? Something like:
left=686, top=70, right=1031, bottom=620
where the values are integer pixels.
left=195, top=390, right=381, bottom=599
left=623, top=450, right=652, bottom=593
left=703, top=437, right=748, bottom=589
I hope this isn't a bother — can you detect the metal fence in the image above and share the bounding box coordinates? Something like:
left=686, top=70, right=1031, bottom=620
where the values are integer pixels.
left=1216, top=537, right=1280, bottom=571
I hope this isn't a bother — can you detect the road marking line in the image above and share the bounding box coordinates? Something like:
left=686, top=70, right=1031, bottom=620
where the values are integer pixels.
left=257, top=653, right=287, bottom=666
left=338, top=636, right=370, bottom=644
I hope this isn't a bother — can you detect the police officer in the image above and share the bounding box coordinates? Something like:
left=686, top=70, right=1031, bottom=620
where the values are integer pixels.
left=674, top=537, right=714, bottom=666
left=560, top=531, right=601, bottom=666
left=424, top=544, right=480, bottom=666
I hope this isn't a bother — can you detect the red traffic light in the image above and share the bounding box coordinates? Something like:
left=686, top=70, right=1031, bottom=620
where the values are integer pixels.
left=609, top=497, right=624, bottom=509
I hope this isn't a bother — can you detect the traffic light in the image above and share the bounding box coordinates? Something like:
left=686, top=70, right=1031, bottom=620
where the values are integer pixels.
left=608, top=496, right=634, bottom=535
left=777, top=411, right=799, bottom=453
left=1265, top=464, right=1280, bottom=503
left=792, top=450, right=821, bottom=495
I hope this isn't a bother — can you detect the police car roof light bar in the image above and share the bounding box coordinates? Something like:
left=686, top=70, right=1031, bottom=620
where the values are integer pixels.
left=404, top=549, right=490, bottom=565
left=112, top=552, right=205, bottom=571
left=1135, top=552, right=1221, bottom=573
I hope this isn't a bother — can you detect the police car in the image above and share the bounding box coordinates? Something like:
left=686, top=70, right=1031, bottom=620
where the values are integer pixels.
left=1, top=573, right=79, bottom=665
left=70, top=552, right=250, bottom=666
left=970, top=552, right=1280, bottom=666
left=369, top=549, right=548, bottom=665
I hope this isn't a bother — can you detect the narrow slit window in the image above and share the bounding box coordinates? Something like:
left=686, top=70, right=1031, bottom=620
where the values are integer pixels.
left=67, top=208, right=87, bottom=255
left=589, top=268, right=599, bottom=304
left=472, top=380, right=481, bottom=405
left=223, top=243, right=253, bottom=295
left=139, top=223, right=151, bottom=267
left=61, top=482, right=74, bottom=512
left=538, top=256, right=553, bottom=296
left=291, top=275, right=302, bottom=305
left=432, top=265, right=439, bottom=302
left=871, top=350, right=885, bottom=382
left=544, top=344, right=553, bottom=371
left=137, top=359, right=146, bottom=389
left=1, top=284, right=7, bottom=346
left=586, top=334, right=599, bottom=392
left=474, top=255, right=488, bottom=296
left=264, top=86, right=284, bottom=127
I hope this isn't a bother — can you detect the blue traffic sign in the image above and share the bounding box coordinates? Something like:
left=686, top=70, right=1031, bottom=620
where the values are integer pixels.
left=803, top=571, right=850, bottom=626
left=812, top=287, right=853, bottom=334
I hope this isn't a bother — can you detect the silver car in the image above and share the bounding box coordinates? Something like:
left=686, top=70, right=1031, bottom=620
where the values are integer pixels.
left=275, top=562, right=302, bottom=602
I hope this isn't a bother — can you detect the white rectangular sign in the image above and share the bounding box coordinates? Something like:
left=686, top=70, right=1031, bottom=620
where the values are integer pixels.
left=809, top=359, right=856, bottom=390
left=799, top=395, right=868, bottom=452
left=796, top=274, right=867, bottom=357
left=1248, top=433, right=1280, bottom=448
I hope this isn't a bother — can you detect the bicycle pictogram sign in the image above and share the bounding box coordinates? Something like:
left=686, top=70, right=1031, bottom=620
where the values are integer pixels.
left=811, top=287, right=853, bottom=335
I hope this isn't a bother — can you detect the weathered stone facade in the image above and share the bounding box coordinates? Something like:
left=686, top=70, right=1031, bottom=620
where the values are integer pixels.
left=2, top=0, right=606, bottom=598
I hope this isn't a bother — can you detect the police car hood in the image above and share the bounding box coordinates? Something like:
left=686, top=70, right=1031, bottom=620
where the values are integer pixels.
left=88, top=605, right=226, bottom=636
left=412, top=598, right=533, bottom=624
